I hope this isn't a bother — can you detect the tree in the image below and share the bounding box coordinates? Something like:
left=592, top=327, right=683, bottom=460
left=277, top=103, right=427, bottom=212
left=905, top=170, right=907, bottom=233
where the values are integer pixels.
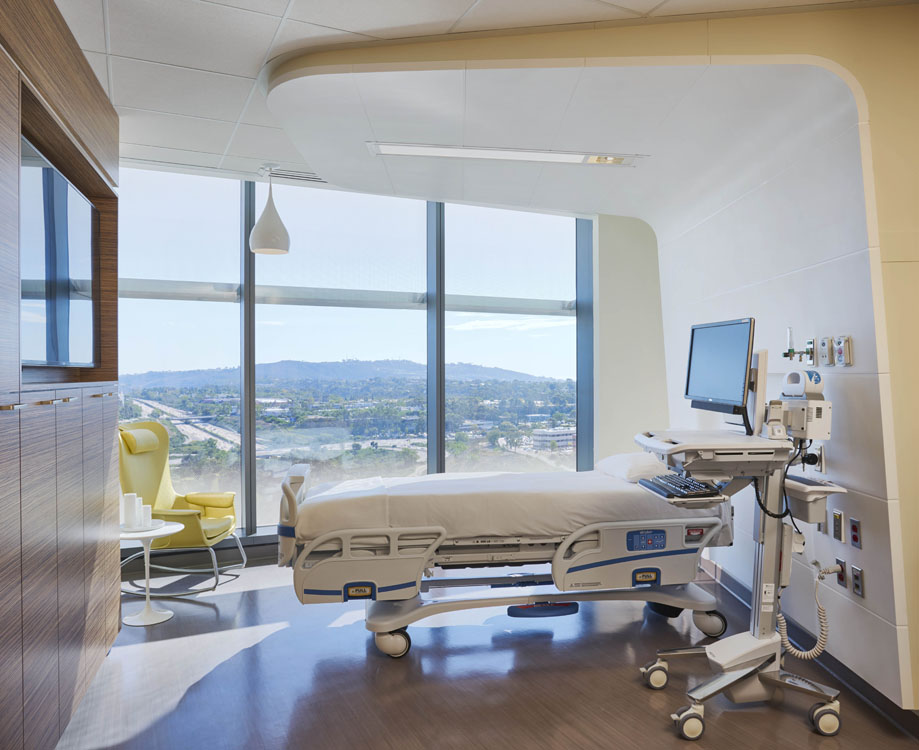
left=486, top=429, right=500, bottom=447
left=549, top=440, right=558, bottom=452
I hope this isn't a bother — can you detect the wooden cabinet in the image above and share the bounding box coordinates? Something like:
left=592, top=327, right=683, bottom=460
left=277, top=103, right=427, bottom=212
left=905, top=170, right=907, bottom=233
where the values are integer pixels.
left=56, top=389, right=84, bottom=730
left=0, top=395, right=23, bottom=750
left=19, top=391, right=60, bottom=750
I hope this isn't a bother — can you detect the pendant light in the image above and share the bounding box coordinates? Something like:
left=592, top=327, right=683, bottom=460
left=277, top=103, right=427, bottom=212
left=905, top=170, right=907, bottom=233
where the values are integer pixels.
left=249, top=170, right=290, bottom=254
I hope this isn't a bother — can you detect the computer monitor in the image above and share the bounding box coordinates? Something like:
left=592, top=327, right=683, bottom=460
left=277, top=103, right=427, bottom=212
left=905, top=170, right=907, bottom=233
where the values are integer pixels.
left=685, top=318, right=755, bottom=428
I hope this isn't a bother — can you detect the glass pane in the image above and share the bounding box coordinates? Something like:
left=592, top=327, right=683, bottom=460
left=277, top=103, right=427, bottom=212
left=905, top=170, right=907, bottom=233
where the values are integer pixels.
left=119, top=168, right=240, bottom=283
left=254, top=305, right=426, bottom=527
left=118, top=298, right=242, bottom=526
left=254, top=183, right=425, bottom=292
left=445, top=203, right=576, bottom=300
left=444, top=309, right=576, bottom=473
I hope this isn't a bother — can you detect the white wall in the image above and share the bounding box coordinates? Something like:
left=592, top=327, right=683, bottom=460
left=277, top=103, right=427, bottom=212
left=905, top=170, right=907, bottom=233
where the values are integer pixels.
left=593, top=215, right=669, bottom=459
left=652, top=87, right=910, bottom=703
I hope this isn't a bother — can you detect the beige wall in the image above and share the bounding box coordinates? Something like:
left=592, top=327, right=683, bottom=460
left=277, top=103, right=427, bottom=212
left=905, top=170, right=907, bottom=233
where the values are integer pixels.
left=593, top=216, right=668, bottom=459
left=275, top=4, right=919, bottom=705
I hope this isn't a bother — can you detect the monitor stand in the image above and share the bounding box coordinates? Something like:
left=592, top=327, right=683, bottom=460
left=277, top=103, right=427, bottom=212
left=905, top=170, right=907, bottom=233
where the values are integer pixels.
left=635, top=430, right=841, bottom=739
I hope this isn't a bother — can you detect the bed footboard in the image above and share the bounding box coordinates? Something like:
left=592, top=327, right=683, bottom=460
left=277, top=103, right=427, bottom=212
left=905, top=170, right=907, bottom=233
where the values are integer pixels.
left=293, top=526, right=446, bottom=604
left=278, top=464, right=312, bottom=567
left=552, top=518, right=722, bottom=591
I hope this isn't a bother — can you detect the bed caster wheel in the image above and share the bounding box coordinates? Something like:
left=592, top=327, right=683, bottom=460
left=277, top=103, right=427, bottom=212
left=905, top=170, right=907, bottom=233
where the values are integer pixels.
left=672, top=705, right=705, bottom=741
left=692, top=610, right=728, bottom=638
left=374, top=628, right=412, bottom=658
left=640, top=659, right=669, bottom=690
left=809, top=701, right=841, bottom=736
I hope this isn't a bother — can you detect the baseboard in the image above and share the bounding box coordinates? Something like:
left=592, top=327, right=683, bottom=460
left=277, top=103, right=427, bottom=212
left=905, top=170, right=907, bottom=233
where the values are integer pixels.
left=702, top=558, right=919, bottom=741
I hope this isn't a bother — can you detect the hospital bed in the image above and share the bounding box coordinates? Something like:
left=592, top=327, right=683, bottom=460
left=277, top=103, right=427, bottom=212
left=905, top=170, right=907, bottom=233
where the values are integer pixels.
left=277, top=456, right=734, bottom=657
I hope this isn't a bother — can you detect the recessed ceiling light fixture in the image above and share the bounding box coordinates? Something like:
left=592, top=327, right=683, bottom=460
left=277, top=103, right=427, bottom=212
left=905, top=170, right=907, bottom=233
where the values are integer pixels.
left=366, top=142, right=646, bottom=166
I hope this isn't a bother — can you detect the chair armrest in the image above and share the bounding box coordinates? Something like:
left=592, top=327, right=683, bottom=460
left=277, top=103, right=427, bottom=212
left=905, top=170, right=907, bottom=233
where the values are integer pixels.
left=184, top=491, right=236, bottom=509
left=152, top=508, right=202, bottom=519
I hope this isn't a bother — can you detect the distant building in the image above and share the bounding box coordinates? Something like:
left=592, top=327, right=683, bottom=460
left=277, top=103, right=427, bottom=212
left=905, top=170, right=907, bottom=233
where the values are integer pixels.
left=532, top=427, right=576, bottom=451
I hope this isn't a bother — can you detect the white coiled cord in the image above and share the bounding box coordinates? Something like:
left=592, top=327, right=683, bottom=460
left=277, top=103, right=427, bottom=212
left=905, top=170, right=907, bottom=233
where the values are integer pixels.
left=776, top=564, right=840, bottom=660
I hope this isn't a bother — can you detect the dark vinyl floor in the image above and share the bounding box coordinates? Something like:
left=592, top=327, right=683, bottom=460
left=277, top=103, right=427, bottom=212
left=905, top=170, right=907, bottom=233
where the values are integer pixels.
left=58, top=564, right=916, bottom=749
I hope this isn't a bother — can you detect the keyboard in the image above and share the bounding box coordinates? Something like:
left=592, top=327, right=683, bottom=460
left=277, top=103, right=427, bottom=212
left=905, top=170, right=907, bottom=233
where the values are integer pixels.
left=639, top=474, right=720, bottom=499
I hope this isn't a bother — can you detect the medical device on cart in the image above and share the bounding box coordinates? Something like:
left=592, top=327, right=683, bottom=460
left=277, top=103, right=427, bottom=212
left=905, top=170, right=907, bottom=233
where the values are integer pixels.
left=636, top=318, right=847, bottom=740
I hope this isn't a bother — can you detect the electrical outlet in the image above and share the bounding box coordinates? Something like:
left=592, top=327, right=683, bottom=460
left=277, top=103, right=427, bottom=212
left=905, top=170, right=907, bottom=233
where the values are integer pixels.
left=850, top=518, right=862, bottom=549
left=832, top=510, right=845, bottom=542
left=852, top=566, right=864, bottom=597
left=835, top=559, right=846, bottom=587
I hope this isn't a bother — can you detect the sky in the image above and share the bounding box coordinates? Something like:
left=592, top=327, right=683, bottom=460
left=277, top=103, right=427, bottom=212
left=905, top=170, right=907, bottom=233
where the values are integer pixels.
left=117, top=168, right=578, bottom=380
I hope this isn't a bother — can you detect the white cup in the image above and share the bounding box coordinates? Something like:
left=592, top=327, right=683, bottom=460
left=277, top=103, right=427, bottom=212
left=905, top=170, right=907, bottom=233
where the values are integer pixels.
left=141, top=504, right=152, bottom=529
left=123, top=494, right=137, bottom=527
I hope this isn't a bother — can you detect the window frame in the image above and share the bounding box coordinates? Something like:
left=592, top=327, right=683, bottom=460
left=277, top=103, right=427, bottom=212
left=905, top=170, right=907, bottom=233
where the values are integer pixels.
left=117, top=175, right=593, bottom=536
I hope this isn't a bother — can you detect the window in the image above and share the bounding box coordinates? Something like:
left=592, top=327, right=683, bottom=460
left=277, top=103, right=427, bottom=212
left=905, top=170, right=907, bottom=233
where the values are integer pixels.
left=117, top=169, right=242, bottom=524
left=116, top=168, right=589, bottom=535
left=253, top=184, right=427, bottom=527
left=444, top=205, right=577, bottom=473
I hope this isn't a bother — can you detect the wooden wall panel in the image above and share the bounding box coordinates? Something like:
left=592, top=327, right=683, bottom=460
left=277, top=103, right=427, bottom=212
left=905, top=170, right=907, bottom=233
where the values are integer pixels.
left=91, top=201, right=118, bottom=384
left=55, top=389, right=84, bottom=731
left=20, top=391, right=59, bottom=750
left=0, top=53, right=19, bottom=393
left=0, top=395, right=23, bottom=750
left=102, top=389, right=121, bottom=645
left=0, top=1, right=118, bottom=188
left=81, top=386, right=106, bottom=696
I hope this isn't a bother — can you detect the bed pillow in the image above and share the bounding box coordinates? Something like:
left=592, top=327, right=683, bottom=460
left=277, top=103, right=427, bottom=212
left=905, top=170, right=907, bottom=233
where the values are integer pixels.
left=595, top=452, right=667, bottom=483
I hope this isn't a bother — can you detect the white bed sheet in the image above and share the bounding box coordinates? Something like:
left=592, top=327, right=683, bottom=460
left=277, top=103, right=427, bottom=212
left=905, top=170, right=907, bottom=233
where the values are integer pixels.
left=294, top=470, right=732, bottom=544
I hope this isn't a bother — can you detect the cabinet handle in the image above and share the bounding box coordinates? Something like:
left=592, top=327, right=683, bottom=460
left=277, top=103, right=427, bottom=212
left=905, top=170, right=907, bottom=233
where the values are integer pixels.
left=0, top=403, right=27, bottom=411
left=37, top=398, right=64, bottom=406
left=60, top=396, right=80, bottom=403
left=91, top=392, right=116, bottom=399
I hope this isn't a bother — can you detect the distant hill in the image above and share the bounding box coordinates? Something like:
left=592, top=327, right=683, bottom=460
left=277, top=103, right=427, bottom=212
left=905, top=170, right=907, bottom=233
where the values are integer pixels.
left=120, top=359, right=551, bottom=390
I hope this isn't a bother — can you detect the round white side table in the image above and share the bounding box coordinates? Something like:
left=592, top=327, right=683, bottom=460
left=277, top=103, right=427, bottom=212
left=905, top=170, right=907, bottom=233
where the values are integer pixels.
left=120, top=521, right=184, bottom=626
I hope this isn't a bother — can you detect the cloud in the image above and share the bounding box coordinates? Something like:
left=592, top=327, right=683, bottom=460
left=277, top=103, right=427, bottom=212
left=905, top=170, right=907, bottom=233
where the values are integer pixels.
left=448, top=317, right=575, bottom=332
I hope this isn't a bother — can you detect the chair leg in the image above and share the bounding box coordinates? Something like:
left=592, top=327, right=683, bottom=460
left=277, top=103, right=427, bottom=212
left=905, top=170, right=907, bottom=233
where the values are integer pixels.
left=122, top=545, right=223, bottom=598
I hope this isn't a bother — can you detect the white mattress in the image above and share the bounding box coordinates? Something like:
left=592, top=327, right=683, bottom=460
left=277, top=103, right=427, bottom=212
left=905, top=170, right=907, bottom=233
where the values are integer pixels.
left=294, top=470, right=732, bottom=544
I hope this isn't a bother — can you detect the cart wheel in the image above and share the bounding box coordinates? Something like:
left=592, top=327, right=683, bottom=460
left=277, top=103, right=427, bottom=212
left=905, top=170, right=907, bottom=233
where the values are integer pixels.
left=374, top=628, right=412, bottom=658
left=643, top=664, right=669, bottom=690
left=647, top=601, right=684, bottom=618
left=678, top=712, right=705, bottom=741
left=692, top=610, right=728, bottom=638
left=812, top=705, right=841, bottom=737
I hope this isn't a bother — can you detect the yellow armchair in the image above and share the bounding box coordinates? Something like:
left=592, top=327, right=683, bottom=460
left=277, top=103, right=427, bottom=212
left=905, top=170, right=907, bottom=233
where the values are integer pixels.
left=118, top=421, right=246, bottom=596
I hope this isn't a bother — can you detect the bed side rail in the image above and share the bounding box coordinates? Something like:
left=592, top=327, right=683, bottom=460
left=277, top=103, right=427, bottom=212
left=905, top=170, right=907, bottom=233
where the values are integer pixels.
left=293, top=526, right=446, bottom=604
left=551, top=517, right=723, bottom=592
left=278, top=463, right=312, bottom=567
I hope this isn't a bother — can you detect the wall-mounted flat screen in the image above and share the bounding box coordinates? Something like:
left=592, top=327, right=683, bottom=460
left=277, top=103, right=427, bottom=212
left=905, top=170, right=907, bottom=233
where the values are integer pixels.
left=20, top=137, right=95, bottom=367
left=684, top=318, right=754, bottom=409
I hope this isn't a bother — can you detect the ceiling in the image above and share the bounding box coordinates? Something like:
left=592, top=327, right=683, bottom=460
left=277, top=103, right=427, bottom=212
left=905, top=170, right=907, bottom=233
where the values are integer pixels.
left=55, top=0, right=877, bottom=186
left=266, top=62, right=857, bottom=242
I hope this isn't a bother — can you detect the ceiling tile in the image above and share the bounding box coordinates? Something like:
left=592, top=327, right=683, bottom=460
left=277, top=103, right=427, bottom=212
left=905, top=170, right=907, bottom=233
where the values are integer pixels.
left=605, top=0, right=669, bottom=13
left=111, top=57, right=253, bottom=122
left=240, top=86, right=280, bottom=127
left=288, top=0, right=476, bottom=38
left=120, top=143, right=223, bottom=168
left=452, top=0, right=638, bottom=33
left=205, top=0, right=289, bottom=15
left=465, top=66, right=584, bottom=150
left=55, top=0, right=107, bottom=53
left=118, top=107, right=235, bottom=153
left=82, top=50, right=110, bottom=96
left=652, top=0, right=849, bottom=14
left=226, top=123, right=305, bottom=163
left=269, top=19, right=373, bottom=59
left=108, top=0, right=280, bottom=77
left=354, top=69, right=464, bottom=145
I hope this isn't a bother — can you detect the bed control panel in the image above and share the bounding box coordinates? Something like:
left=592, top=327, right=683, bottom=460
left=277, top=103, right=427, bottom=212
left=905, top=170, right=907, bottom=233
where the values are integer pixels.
left=627, top=529, right=666, bottom=551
